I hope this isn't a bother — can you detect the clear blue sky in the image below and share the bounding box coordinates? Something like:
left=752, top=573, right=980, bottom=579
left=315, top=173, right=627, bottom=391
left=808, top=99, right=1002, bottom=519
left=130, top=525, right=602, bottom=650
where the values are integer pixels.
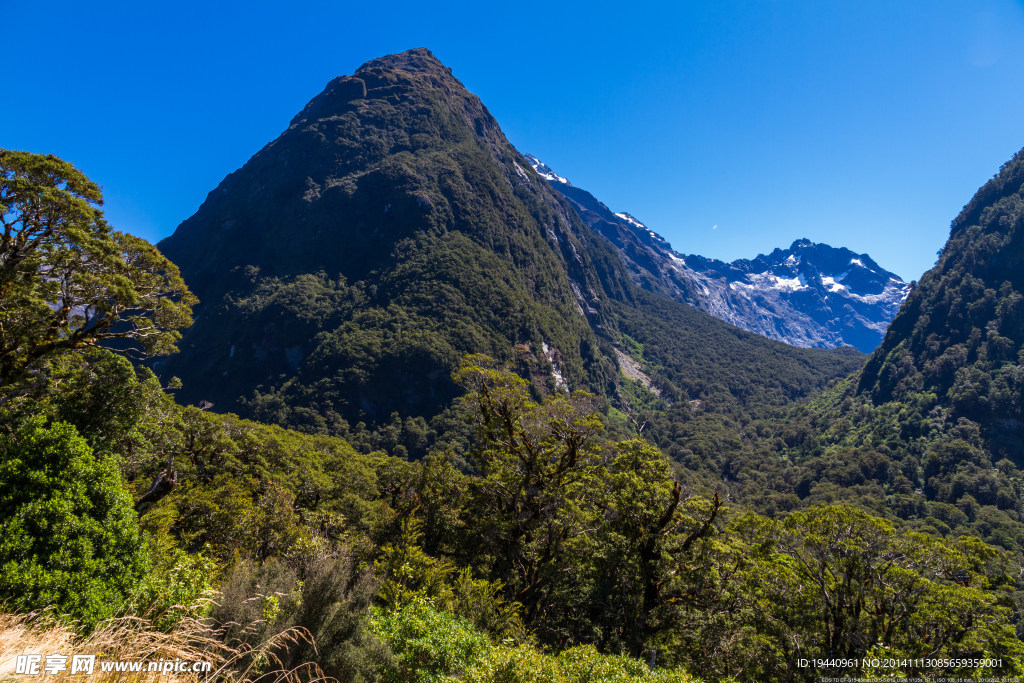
left=5, top=0, right=1024, bottom=282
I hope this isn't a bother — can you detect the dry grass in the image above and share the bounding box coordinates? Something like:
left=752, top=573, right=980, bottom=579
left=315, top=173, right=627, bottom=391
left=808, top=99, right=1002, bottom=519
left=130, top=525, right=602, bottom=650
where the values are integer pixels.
left=0, top=611, right=330, bottom=683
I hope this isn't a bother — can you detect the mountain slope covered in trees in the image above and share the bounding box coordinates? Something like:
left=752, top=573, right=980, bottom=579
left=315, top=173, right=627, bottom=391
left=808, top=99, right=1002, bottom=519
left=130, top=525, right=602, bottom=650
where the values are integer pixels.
left=776, top=146, right=1024, bottom=546
left=854, top=147, right=1024, bottom=455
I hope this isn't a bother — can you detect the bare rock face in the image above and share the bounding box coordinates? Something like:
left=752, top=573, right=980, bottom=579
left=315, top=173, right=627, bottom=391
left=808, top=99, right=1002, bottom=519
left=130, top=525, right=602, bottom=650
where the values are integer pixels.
left=525, top=154, right=909, bottom=353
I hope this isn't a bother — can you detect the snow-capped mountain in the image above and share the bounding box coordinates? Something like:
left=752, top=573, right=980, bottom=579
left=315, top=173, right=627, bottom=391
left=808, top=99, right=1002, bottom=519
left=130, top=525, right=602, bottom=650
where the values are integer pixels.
left=524, top=154, right=910, bottom=352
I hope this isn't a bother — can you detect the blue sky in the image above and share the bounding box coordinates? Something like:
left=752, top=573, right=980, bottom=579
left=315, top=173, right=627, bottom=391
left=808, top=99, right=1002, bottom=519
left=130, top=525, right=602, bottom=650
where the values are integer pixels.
left=5, top=1, right=1024, bottom=282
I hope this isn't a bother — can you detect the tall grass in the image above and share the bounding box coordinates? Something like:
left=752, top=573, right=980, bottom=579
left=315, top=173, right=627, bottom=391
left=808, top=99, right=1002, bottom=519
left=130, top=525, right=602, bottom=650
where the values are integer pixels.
left=0, top=610, right=328, bottom=683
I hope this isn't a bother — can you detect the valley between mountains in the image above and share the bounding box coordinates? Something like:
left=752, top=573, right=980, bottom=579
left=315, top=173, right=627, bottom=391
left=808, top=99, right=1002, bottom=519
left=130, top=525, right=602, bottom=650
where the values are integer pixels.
left=2, top=48, right=1023, bottom=682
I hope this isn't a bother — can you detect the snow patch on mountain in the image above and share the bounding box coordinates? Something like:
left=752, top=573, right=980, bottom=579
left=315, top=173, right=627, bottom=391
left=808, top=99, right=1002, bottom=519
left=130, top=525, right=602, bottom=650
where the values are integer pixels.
left=522, top=153, right=571, bottom=185
left=772, top=275, right=805, bottom=291
left=614, top=212, right=647, bottom=229
left=821, top=276, right=846, bottom=292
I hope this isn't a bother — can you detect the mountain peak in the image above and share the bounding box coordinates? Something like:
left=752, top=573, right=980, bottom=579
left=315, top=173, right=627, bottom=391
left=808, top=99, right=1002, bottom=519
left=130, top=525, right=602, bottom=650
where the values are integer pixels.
left=360, top=47, right=442, bottom=70
left=156, top=49, right=625, bottom=424
left=289, top=47, right=480, bottom=129
left=352, top=47, right=458, bottom=83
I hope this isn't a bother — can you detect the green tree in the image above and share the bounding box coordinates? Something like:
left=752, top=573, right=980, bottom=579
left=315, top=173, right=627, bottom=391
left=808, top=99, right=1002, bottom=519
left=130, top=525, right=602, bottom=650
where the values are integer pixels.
left=368, top=598, right=698, bottom=683
left=453, top=355, right=605, bottom=639
left=0, top=415, right=148, bottom=626
left=731, top=505, right=1024, bottom=681
left=599, top=439, right=720, bottom=656
left=0, top=150, right=196, bottom=393
left=453, top=357, right=722, bottom=653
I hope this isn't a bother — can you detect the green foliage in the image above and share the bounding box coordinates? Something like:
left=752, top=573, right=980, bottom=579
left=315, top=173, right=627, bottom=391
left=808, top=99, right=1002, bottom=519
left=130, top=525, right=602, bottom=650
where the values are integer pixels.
left=128, top=543, right=218, bottom=630
left=0, top=149, right=196, bottom=393
left=666, top=505, right=1024, bottom=682
left=153, top=414, right=389, bottom=563
left=448, top=358, right=722, bottom=652
left=596, top=440, right=718, bottom=655
left=453, top=356, right=606, bottom=641
left=457, top=644, right=700, bottom=683
left=376, top=518, right=462, bottom=611
left=375, top=516, right=527, bottom=642
left=45, top=349, right=168, bottom=455
left=369, top=598, right=491, bottom=683
left=368, top=599, right=697, bottom=683
left=0, top=415, right=148, bottom=626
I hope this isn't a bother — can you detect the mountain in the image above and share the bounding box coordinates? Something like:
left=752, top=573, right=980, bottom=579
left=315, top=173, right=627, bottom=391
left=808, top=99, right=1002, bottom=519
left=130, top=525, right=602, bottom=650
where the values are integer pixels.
left=155, top=48, right=863, bottom=434
left=156, top=48, right=621, bottom=430
left=524, top=154, right=909, bottom=352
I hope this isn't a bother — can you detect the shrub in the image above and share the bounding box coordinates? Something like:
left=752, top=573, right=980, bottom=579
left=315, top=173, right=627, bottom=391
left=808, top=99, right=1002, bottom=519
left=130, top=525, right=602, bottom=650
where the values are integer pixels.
left=211, top=552, right=391, bottom=682
left=0, top=416, right=147, bottom=626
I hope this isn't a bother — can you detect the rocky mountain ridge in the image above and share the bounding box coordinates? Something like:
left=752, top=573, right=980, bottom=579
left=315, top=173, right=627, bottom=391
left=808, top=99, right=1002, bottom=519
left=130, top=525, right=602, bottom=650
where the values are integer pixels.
left=525, top=154, right=910, bottom=352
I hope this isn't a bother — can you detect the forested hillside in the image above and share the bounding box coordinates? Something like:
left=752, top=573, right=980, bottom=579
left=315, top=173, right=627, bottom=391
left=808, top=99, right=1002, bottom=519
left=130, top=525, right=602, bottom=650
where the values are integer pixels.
left=772, top=146, right=1024, bottom=550
left=856, top=147, right=1024, bottom=456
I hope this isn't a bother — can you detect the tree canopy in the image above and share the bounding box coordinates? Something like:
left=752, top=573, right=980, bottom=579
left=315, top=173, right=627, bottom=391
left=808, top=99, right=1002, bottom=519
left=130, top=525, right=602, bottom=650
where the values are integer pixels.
left=0, top=149, right=196, bottom=393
